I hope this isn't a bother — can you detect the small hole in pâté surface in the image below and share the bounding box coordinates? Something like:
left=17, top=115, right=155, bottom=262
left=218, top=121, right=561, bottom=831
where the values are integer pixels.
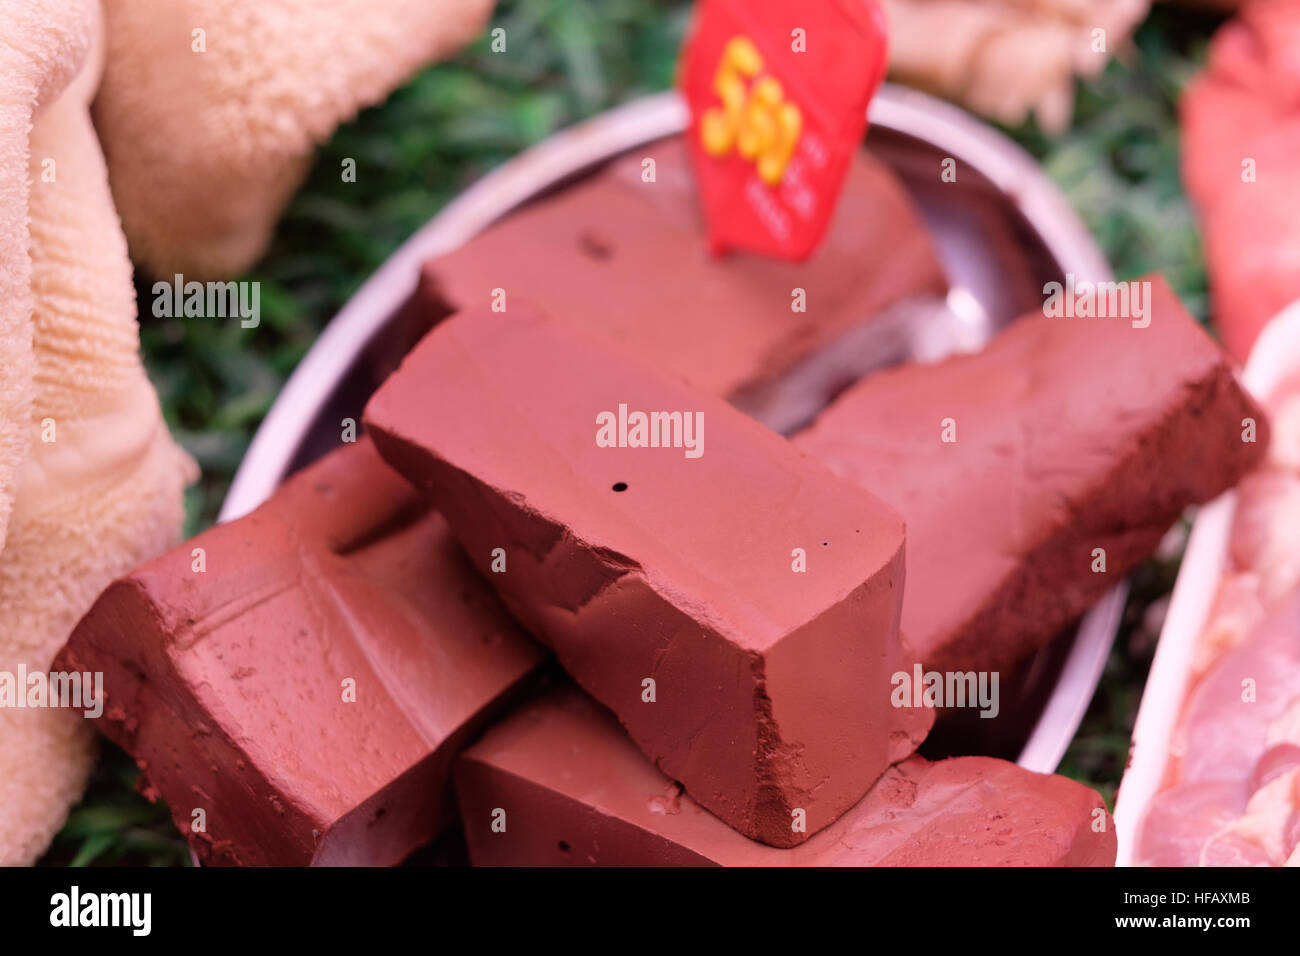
left=558, top=840, right=572, bottom=853
left=612, top=482, right=628, bottom=492
left=822, top=541, right=828, bottom=546
left=578, top=232, right=613, bottom=260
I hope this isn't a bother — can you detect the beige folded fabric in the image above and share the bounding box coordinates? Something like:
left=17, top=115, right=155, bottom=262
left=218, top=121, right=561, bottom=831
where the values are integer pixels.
left=0, top=0, right=196, bottom=866
left=93, top=0, right=495, bottom=280
left=882, top=0, right=1150, bottom=132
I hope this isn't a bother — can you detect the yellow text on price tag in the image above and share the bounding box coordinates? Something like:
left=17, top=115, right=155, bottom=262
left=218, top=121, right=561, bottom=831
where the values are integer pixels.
left=699, top=36, right=803, bottom=186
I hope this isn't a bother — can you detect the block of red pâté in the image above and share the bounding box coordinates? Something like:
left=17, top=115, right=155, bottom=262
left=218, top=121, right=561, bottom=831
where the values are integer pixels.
left=417, top=136, right=947, bottom=402
left=795, top=274, right=1269, bottom=676
left=55, top=439, right=544, bottom=865
left=454, top=686, right=1117, bottom=866
left=364, top=303, right=931, bottom=848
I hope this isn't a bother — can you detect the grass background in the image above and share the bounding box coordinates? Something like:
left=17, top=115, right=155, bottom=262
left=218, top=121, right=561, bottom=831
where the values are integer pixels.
left=39, top=1, right=1229, bottom=865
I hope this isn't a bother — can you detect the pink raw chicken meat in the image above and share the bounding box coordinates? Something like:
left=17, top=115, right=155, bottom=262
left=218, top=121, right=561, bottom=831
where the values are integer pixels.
left=1193, top=572, right=1265, bottom=680
left=1180, top=592, right=1300, bottom=787
left=1137, top=372, right=1300, bottom=865
left=1182, top=0, right=1300, bottom=361
left=1228, top=470, right=1300, bottom=604
left=1137, top=781, right=1245, bottom=866
left=1197, top=760, right=1300, bottom=866
left=1139, top=594, right=1300, bottom=865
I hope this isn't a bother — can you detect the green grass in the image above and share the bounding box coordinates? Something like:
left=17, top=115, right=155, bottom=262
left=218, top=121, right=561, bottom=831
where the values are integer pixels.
left=42, top=2, right=1228, bottom=864
left=40, top=746, right=191, bottom=867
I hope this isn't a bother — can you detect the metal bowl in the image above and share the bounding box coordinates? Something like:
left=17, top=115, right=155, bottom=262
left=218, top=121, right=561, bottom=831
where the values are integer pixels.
left=221, top=86, right=1125, bottom=774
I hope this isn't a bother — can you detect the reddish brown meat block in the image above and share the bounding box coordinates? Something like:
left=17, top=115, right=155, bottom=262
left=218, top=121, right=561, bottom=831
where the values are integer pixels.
left=365, top=304, right=931, bottom=847
left=418, top=136, right=946, bottom=400
left=454, top=686, right=1116, bottom=866
left=55, top=439, right=544, bottom=866
left=794, top=274, right=1268, bottom=676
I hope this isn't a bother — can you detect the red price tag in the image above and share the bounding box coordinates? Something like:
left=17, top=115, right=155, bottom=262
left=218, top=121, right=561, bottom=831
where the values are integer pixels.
left=679, top=0, right=889, bottom=261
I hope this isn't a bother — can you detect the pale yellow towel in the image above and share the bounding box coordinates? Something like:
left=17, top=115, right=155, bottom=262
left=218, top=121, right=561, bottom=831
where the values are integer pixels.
left=0, top=0, right=97, bottom=557
left=0, top=0, right=196, bottom=866
left=93, top=0, right=495, bottom=279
